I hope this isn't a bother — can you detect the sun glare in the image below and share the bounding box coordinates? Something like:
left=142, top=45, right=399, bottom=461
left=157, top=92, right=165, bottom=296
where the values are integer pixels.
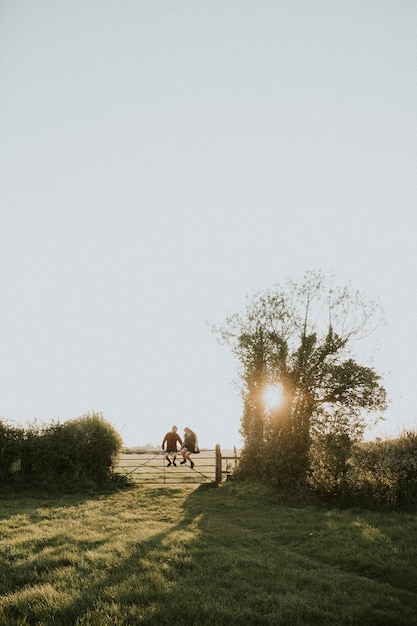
left=263, top=384, right=284, bottom=411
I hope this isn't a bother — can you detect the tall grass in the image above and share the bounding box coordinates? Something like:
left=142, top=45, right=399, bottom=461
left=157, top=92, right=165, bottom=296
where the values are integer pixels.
left=0, top=482, right=416, bottom=625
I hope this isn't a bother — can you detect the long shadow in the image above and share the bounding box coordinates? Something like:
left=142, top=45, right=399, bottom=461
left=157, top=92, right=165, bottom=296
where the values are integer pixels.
left=0, top=485, right=140, bottom=601
left=3, top=484, right=211, bottom=624
left=2, top=483, right=417, bottom=625
left=0, top=484, right=211, bottom=623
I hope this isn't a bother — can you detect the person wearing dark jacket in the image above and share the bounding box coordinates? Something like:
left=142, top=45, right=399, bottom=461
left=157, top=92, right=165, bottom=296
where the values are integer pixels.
left=179, top=427, right=198, bottom=469
left=162, top=426, right=182, bottom=467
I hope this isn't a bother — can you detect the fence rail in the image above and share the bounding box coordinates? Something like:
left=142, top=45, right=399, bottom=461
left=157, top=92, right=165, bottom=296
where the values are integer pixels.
left=113, top=444, right=240, bottom=485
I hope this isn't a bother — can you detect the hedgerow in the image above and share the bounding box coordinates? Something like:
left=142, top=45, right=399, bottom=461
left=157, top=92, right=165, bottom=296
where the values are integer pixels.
left=0, top=413, right=122, bottom=487
left=348, top=430, right=417, bottom=508
left=306, top=429, right=417, bottom=509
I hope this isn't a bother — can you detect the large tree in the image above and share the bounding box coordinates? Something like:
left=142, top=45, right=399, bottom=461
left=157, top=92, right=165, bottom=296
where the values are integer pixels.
left=214, top=271, right=387, bottom=487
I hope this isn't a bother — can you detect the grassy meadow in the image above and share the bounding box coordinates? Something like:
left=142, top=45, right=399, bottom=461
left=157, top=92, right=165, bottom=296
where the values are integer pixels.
left=0, top=482, right=416, bottom=625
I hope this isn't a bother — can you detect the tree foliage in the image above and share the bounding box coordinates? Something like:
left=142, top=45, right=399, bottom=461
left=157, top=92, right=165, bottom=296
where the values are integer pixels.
left=213, top=271, right=387, bottom=488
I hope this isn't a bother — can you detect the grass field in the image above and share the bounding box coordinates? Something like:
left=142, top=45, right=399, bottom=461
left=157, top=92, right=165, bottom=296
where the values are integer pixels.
left=0, top=481, right=416, bottom=625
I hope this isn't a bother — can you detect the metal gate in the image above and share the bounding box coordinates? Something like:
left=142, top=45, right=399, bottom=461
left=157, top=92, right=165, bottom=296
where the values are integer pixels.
left=113, top=445, right=240, bottom=485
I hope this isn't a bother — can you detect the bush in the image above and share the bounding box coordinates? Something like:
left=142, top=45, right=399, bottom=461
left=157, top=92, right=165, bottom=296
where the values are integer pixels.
left=58, top=413, right=123, bottom=482
left=284, top=428, right=417, bottom=509
left=0, top=413, right=123, bottom=487
left=0, top=420, right=24, bottom=478
left=348, top=431, right=417, bottom=508
left=308, top=432, right=354, bottom=502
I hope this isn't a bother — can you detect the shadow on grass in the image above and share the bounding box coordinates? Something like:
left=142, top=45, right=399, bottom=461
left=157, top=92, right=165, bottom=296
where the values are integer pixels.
left=2, top=482, right=417, bottom=625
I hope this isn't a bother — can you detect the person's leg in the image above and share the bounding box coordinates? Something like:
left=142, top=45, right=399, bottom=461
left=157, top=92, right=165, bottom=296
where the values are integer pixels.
left=183, top=450, right=194, bottom=468
left=180, top=447, right=187, bottom=464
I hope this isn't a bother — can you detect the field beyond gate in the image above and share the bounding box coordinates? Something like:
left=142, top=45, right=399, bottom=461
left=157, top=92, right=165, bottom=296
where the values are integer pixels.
left=114, top=447, right=239, bottom=484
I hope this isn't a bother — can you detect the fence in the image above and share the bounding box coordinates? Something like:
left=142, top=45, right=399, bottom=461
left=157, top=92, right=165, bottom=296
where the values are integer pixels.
left=113, top=444, right=240, bottom=485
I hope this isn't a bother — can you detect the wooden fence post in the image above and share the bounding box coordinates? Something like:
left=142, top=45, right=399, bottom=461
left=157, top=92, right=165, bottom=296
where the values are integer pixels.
left=215, top=443, right=222, bottom=485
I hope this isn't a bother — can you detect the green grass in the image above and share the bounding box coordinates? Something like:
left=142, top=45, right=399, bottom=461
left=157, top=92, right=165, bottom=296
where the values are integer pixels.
left=0, top=482, right=416, bottom=625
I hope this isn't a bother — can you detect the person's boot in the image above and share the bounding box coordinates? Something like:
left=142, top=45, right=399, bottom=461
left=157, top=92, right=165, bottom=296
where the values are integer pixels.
left=172, top=461, right=177, bottom=466
left=180, top=459, right=186, bottom=465
left=190, top=460, right=195, bottom=469
left=167, top=460, right=172, bottom=467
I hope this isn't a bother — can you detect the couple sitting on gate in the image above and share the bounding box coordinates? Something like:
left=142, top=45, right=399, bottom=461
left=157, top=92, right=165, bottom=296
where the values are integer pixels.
left=161, top=426, right=199, bottom=469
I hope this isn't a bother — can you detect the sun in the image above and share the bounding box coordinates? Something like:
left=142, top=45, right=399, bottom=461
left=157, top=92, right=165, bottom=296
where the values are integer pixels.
left=263, top=384, right=284, bottom=411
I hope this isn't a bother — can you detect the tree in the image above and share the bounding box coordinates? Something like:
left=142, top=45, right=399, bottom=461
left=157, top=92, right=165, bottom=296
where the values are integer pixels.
left=213, top=271, right=387, bottom=488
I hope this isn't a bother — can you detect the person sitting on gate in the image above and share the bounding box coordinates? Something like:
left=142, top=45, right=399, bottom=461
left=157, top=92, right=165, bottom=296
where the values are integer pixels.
left=179, top=427, right=199, bottom=469
left=162, top=425, right=183, bottom=467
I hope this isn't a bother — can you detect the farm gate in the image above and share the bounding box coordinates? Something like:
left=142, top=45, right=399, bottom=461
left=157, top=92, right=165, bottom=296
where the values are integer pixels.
left=113, top=444, right=240, bottom=485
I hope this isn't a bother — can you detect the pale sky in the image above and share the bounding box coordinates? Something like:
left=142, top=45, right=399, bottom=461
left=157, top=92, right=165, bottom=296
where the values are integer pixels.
left=1, top=1, right=416, bottom=449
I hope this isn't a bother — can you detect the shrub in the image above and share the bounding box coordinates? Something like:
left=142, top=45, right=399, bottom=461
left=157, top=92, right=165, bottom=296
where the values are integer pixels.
left=58, top=412, right=123, bottom=482
left=308, top=432, right=354, bottom=501
left=349, top=431, right=417, bottom=508
left=0, top=413, right=123, bottom=487
left=0, top=420, right=24, bottom=478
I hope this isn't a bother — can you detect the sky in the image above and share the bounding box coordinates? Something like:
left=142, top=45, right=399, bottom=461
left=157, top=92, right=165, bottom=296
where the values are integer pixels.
left=1, top=1, right=416, bottom=450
